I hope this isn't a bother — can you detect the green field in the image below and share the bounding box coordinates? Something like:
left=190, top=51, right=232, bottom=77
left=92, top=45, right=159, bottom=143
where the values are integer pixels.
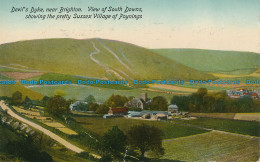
left=161, top=131, right=260, bottom=162
left=0, top=74, right=9, bottom=80
left=0, top=38, right=215, bottom=81
left=27, top=72, right=131, bottom=90
left=175, top=118, right=260, bottom=137
left=0, top=83, right=43, bottom=100
left=153, top=48, right=260, bottom=73
left=29, top=85, right=175, bottom=102
left=73, top=117, right=209, bottom=139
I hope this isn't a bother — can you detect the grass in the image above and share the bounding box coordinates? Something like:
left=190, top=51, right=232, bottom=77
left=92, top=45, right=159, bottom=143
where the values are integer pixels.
left=73, top=117, right=209, bottom=139
left=0, top=74, right=10, bottom=80
left=0, top=38, right=215, bottom=81
left=0, top=82, right=43, bottom=100
left=0, top=66, right=28, bottom=72
left=27, top=72, right=131, bottom=90
left=175, top=118, right=260, bottom=137
left=29, top=85, right=175, bottom=102
left=153, top=48, right=260, bottom=73
left=161, top=131, right=260, bottom=162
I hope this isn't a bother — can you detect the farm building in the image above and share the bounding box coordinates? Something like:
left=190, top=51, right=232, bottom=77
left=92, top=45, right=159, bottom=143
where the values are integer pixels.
left=108, top=107, right=128, bottom=115
left=125, top=93, right=152, bottom=109
left=169, top=104, right=179, bottom=113
left=69, top=101, right=88, bottom=111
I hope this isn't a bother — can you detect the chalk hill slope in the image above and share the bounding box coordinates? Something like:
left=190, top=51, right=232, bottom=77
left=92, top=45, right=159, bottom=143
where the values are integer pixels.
left=0, top=39, right=214, bottom=81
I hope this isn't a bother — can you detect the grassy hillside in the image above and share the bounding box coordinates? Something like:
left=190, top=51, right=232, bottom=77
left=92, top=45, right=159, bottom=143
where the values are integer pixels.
left=153, top=49, right=260, bottom=73
left=0, top=39, right=215, bottom=81
left=0, top=83, right=43, bottom=100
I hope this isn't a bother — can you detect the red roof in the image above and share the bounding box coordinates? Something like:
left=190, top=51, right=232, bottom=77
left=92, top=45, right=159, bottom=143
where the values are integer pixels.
left=109, top=107, right=128, bottom=114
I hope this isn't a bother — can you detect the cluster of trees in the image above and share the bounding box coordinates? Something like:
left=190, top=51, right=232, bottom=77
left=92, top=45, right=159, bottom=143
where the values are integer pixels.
left=150, top=96, right=168, bottom=111
left=171, top=88, right=260, bottom=113
left=99, top=124, right=164, bottom=160
left=102, top=94, right=168, bottom=111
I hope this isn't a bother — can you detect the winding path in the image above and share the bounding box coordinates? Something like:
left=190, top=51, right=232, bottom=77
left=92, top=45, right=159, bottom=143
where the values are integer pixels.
left=90, top=42, right=131, bottom=82
left=97, top=40, right=135, bottom=77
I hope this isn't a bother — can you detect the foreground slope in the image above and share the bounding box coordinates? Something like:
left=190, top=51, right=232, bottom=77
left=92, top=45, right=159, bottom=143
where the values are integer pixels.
left=0, top=39, right=215, bottom=81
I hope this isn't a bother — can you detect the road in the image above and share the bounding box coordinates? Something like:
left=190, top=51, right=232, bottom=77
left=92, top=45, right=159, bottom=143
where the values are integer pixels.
left=0, top=100, right=100, bottom=156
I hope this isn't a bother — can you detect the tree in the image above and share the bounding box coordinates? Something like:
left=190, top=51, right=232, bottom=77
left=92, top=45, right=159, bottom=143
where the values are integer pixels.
left=106, top=94, right=128, bottom=108
left=77, top=102, right=89, bottom=111
left=12, top=91, right=23, bottom=105
left=151, top=96, right=168, bottom=111
left=171, top=95, right=190, bottom=111
left=127, top=124, right=164, bottom=159
left=54, top=89, right=66, bottom=97
left=95, top=105, right=109, bottom=114
left=101, top=126, right=126, bottom=158
left=42, top=96, right=50, bottom=106
left=203, top=94, right=216, bottom=112
left=89, top=103, right=99, bottom=112
left=85, top=95, right=96, bottom=104
left=45, top=95, right=70, bottom=117
left=23, top=96, right=33, bottom=109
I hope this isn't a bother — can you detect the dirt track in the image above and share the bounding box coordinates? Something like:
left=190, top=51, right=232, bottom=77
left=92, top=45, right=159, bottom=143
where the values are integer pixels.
left=0, top=100, right=101, bottom=159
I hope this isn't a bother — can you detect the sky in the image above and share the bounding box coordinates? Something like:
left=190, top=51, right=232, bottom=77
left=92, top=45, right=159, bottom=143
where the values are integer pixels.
left=0, top=0, right=259, bottom=52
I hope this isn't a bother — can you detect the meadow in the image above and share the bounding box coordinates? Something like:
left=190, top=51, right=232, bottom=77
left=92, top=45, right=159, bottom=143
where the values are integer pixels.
left=29, top=85, right=175, bottom=102
left=73, top=117, right=209, bottom=139
left=175, top=118, right=260, bottom=137
left=161, top=131, right=260, bottom=162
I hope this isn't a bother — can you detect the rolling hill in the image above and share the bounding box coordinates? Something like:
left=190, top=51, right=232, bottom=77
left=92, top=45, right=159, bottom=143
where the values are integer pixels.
left=0, top=82, right=43, bottom=100
left=0, top=39, right=215, bottom=81
left=152, top=49, right=260, bottom=73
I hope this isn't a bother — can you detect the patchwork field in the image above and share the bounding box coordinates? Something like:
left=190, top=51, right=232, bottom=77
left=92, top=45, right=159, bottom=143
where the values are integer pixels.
left=210, top=68, right=260, bottom=78
left=150, top=84, right=217, bottom=93
left=161, top=131, right=260, bottom=162
left=13, top=106, right=77, bottom=135
left=73, top=117, right=209, bottom=139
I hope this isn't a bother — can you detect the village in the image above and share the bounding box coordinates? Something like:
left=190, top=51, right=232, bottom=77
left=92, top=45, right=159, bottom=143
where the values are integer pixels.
left=70, top=93, right=191, bottom=120
left=227, top=88, right=260, bottom=100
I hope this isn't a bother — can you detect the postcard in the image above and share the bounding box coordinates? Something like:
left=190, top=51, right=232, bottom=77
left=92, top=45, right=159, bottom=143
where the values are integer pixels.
left=0, top=0, right=259, bottom=161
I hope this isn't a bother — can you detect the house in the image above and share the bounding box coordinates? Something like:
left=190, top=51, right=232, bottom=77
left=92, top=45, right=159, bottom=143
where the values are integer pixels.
left=248, top=92, right=259, bottom=100
left=69, top=101, right=88, bottom=111
left=108, top=107, right=128, bottom=115
left=125, top=93, right=152, bottom=109
left=168, top=104, right=179, bottom=113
